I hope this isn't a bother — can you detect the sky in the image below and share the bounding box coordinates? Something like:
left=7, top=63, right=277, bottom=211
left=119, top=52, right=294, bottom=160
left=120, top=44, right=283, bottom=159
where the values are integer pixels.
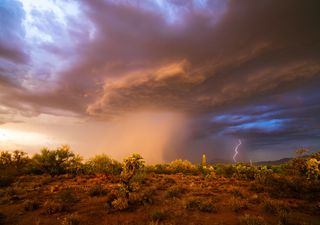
left=0, top=0, right=320, bottom=163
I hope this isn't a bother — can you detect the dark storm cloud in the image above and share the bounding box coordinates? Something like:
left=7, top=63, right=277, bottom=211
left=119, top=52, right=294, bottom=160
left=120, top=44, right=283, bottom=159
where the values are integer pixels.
left=71, top=0, right=320, bottom=159
left=78, top=0, right=320, bottom=118
left=1, top=0, right=320, bottom=159
left=200, top=83, right=320, bottom=151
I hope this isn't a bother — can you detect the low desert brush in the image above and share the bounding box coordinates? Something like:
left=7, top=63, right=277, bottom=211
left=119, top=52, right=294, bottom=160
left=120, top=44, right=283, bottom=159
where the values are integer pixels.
left=229, top=197, right=249, bottom=213
left=239, top=214, right=267, bottom=225
left=60, top=213, right=81, bottom=225
left=165, top=185, right=186, bottom=198
left=88, top=184, right=107, bottom=197
left=149, top=209, right=170, bottom=222
left=184, top=197, right=218, bottom=213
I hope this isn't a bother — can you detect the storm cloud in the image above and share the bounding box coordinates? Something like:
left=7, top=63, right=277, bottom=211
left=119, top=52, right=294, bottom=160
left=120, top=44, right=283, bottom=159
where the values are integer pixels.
left=0, top=0, right=320, bottom=162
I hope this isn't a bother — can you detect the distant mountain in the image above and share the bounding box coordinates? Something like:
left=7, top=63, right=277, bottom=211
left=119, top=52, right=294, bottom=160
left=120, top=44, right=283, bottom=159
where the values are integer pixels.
left=208, top=155, right=310, bottom=165
left=207, top=157, right=293, bottom=165
left=253, top=157, right=292, bottom=166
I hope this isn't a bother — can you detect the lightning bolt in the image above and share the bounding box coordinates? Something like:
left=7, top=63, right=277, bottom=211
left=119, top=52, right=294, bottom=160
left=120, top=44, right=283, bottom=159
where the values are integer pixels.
left=233, top=139, right=242, bottom=163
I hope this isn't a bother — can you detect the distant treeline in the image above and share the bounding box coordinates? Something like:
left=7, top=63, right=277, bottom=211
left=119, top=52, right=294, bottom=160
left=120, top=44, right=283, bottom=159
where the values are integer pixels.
left=0, top=145, right=320, bottom=188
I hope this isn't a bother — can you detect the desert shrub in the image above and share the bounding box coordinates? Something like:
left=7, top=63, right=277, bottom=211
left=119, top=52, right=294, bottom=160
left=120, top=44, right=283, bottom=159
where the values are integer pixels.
left=145, top=164, right=171, bottom=174
left=88, top=184, right=107, bottom=197
left=215, top=164, right=236, bottom=178
left=259, top=174, right=320, bottom=199
left=104, top=190, right=119, bottom=211
left=149, top=210, right=170, bottom=222
left=306, top=158, right=320, bottom=180
left=128, top=187, right=156, bottom=208
left=271, top=165, right=284, bottom=173
left=239, top=214, right=267, bottom=225
left=60, top=213, right=81, bottom=225
left=254, top=166, right=273, bottom=183
left=167, top=159, right=198, bottom=175
left=111, top=197, right=129, bottom=211
left=284, top=157, right=307, bottom=177
left=43, top=199, right=66, bottom=214
left=0, top=150, right=31, bottom=184
left=184, top=197, right=218, bottom=212
left=231, top=188, right=245, bottom=198
left=23, top=199, right=40, bottom=211
left=84, top=154, right=122, bottom=175
left=58, top=188, right=79, bottom=205
left=229, top=197, right=249, bottom=213
left=0, top=150, right=30, bottom=172
left=32, top=145, right=82, bottom=176
left=234, top=163, right=257, bottom=180
left=263, top=200, right=290, bottom=215
left=197, top=164, right=216, bottom=177
left=165, top=185, right=187, bottom=198
left=105, top=183, right=154, bottom=212
left=263, top=200, right=280, bottom=215
left=44, top=188, right=79, bottom=214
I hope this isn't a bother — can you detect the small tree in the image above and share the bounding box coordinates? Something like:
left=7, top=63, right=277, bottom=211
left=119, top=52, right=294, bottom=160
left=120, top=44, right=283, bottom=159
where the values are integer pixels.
left=32, top=145, right=80, bottom=176
left=0, top=150, right=30, bottom=173
left=0, top=150, right=30, bottom=187
left=85, top=154, right=122, bottom=175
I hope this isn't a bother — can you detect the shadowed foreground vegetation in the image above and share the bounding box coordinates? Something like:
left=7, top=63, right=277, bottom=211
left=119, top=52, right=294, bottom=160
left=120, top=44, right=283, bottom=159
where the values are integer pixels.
left=0, top=145, right=320, bottom=225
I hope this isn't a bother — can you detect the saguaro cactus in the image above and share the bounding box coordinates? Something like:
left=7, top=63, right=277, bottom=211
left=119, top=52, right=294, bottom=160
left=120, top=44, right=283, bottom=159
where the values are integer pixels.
left=202, top=154, right=207, bottom=166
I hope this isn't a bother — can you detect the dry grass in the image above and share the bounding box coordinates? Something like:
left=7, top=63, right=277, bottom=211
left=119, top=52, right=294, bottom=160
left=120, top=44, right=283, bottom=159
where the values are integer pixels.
left=0, top=174, right=319, bottom=225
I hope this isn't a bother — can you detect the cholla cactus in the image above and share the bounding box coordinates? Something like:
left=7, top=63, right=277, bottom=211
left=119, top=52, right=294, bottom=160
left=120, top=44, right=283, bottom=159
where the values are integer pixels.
left=120, top=153, right=145, bottom=197
left=121, top=153, right=144, bottom=180
left=306, top=158, right=320, bottom=180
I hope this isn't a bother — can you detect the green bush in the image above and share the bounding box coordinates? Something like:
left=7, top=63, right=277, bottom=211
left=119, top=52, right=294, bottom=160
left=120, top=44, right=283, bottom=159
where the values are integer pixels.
left=145, top=164, right=171, bottom=174
left=0, top=150, right=30, bottom=172
left=283, top=157, right=307, bottom=176
left=254, top=166, right=273, bottom=184
left=234, top=163, right=257, bottom=180
left=168, top=159, right=198, bottom=175
left=84, top=154, right=122, bottom=175
left=215, top=164, right=236, bottom=178
left=32, top=145, right=82, bottom=176
left=306, top=158, right=320, bottom=180
left=197, top=164, right=215, bottom=177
